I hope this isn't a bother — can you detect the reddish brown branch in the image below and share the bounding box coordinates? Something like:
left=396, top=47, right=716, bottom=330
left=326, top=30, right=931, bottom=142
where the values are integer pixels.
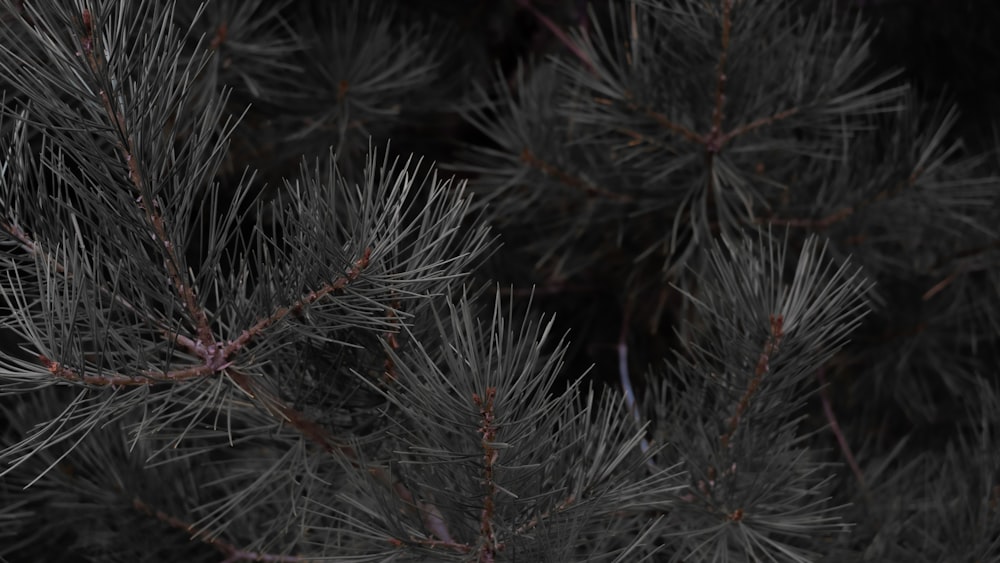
left=614, top=96, right=703, bottom=146
left=209, top=22, right=227, bottom=51
left=224, top=364, right=458, bottom=546
left=382, top=297, right=402, bottom=385
left=225, top=367, right=347, bottom=452
left=389, top=537, right=471, bottom=553
left=38, top=354, right=155, bottom=387
left=337, top=79, right=349, bottom=103
left=77, top=9, right=213, bottom=346
left=758, top=206, right=856, bottom=230
left=614, top=126, right=672, bottom=152
left=923, top=238, right=1000, bottom=300
left=473, top=387, right=502, bottom=561
left=37, top=354, right=224, bottom=388
left=760, top=165, right=929, bottom=231
left=816, top=369, right=867, bottom=492
left=2, top=221, right=153, bottom=323
left=702, top=0, right=734, bottom=204
left=514, top=495, right=576, bottom=535
left=710, top=0, right=733, bottom=134
left=223, top=248, right=371, bottom=357
left=721, top=106, right=800, bottom=145
left=69, top=10, right=453, bottom=548
left=520, top=148, right=632, bottom=201
left=3, top=222, right=197, bottom=357
left=515, top=0, right=594, bottom=72
left=948, top=238, right=1000, bottom=262
left=597, top=2, right=799, bottom=162
left=721, top=314, right=784, bottom=448
left=922, top=268, right=962, bottom=301
left=131, top=496, right=304, bottom=562
left=2, top=222, right=42, bottom=261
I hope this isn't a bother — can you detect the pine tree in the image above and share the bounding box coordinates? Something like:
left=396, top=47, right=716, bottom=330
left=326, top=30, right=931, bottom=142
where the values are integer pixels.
left=1, top=1, right=998, bottom=562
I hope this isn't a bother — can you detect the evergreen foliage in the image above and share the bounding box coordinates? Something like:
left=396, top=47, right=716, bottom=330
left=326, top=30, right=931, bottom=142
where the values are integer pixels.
left=0, top=1, right=997, bottom=561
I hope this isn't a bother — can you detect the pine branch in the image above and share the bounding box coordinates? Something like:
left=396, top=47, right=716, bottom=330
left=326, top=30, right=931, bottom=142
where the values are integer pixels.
left=515, top=0, right=594, bottom=72
left=130, top=495, right=305, bottom=563
left=720, top=313, right=784, bottom=449
left=1, top=1, right=998, bottom=560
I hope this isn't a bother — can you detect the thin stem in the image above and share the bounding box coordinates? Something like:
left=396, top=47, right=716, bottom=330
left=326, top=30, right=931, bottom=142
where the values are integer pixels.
left=3, top=221, right=178, bottom=343
left=606, top=1, right=798, bottom=160
left=223, top=248, right=372, bottom=357
left=816, top=369, right=867, bottom=492
left=720, top=106, right=800, bottom=145
left=709, top=0, right=733, bottom=134
left=922, top=268, right=962, bottom=301
left=923, top=239, right=1000, bottom=300
left=34, top=249, right=371, bottom=386
left=520, top=148, right=632, bottom=201
left=130, top=496, right=305, bottom=562
left=515, top=0, right=594, bottom=72
left=612, top=94, right=704, bottom=146
left=614, top=125, right=677, bottom=153
left=77, top=9, right=212, bottom=345
left=60, top=10, right=457, bottom=547
left=2, top=221, right=213, bottom=375
left=474, top=387, right=502, bottom=561
left=382, top=296, right=402, bottom=385
left=758, top=206, right=856, bottom=230
left=223, top=363, right=458, bottom=545
left=515, top=495, right=575, bottom=535
left=389, top=537, right=471, bottom=552
left=703, top=0, right=733, bottom=212
left=761, top=166, right=926, bottom=231
left=721, top=314, right=784, bottom=448
left=37, top=354, right=221, bottom=387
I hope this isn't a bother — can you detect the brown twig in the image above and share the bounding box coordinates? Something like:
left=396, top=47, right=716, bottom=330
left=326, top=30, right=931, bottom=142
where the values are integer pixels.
left=615, top=95, right=704, bottom=146
left=760, top=162, right=930, bottom=232
left=520, top=148, right=632, bottom=201
left=816, top=369, right=867, bottom=493
left=223, top=364, right=460, bottom=547
left=380, top=295, right=402, bottom=386
left=922, top=268, right=962, bottom=301
left=2, top=221, right=168, bottom=331
left=223, top=248, right=371, bottom=357
left=721, top=106, right=800, bottom=145
left=923, top=238, right=1000, bottom=300
left=34, top=248, right=371, bottom=389
left=209, top=22, right=227, bottom=51
left=37, top=354, right=223, bottom=387
left=131, top=496, right=304, bottom=562
left=710, top=0, right=733, bottom=135
left=78, top=9, right=213, bottom=346
left=721, top=314, right=784, bottom=448
left=698, top=0, right=732, bottom=220
left=514, top=495, right=575, bottom=535
left=37, top=355, right=156, bottom=387
left=758, top=206, right=856, bottom=230
left=515, top=0, right=594, bottom=73
left=3, top=221, right=213, bottom=370
left=613, top=125, right=675, bottom=153
left=473, top=387, right=502, bottom=561
left=62, top=10, right=458, bottom=548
